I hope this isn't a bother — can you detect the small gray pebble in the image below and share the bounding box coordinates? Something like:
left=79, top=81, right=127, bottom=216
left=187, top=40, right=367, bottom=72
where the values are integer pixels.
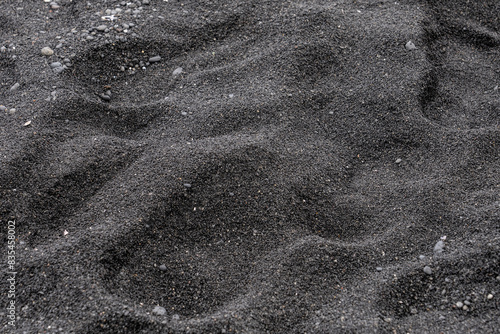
left=0, top=46, right=6, bottom=52
left=53, top=67, right=65, bottom=73
left=418, top=255, right=426, bottom=260
left=173, top=67, right=183, bottom=76
left=149, top=55, right=161, bottom=63
left=9, top=108, right=16, bottom=114
left=152, top=306, right=166, bottom=316
left=96, top=25, right=107, bottom=32
left=464, top=300, right=471, bottom=306
left=159, top=264, right=167, bottom=271
left=423, top=266, right=432, bottom=275
left=50, top=62, right=62, bottom=68
left=41, top=47, right=54, bottom=56
left=395, top=158, right=402, bottom=164
left=100, top=94, right=111, bottom=101
left=456, top=301, right=463, bottom=308
left=434, top=240, right=445, bottom=255
left=405, top=41, right=417, bottom=50
left=0, top=105, right=6, bottom=111
left=181, top=111, right=188, bottom=116
left=172, top=314, right=180, bottom=321
left=376, top=267, right=383, bottom=271
left=183, top=183, right=191, bottom=188
left=10, top=82, right=20, bottom=91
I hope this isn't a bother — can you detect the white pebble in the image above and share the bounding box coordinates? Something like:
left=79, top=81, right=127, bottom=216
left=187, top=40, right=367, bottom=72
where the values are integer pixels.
left=405, top=41, right=417, bottom=50
left=152, top=306, right=166, bottom=316
left=41, top=46, right=54, bottom=56
left=434, top=240, right=445, bottom=255
left=172, top=67, right=183, bottom=76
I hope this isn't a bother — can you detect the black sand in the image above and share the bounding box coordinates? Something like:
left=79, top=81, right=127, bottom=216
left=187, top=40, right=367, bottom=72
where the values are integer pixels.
left=1, top=0, right=499, bottom=333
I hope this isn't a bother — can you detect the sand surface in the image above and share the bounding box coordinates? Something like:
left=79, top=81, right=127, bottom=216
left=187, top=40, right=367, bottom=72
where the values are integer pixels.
left=1, top=0, right=499, bottom=333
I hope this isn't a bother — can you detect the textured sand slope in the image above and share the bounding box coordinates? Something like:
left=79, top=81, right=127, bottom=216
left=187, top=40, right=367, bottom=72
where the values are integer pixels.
left=0, top=0, right=498, bottom=333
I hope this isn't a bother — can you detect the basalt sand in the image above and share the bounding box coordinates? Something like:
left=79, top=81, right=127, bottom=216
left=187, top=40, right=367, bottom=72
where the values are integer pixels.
left=0, top=0, right=499, bottom=333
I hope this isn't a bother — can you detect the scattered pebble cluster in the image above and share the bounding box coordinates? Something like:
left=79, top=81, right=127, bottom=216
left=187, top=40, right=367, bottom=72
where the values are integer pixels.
left=1, top=0, right=180, bottom=112
left=36, top=1, right=150, bottom=77
left=374, top=236, right=498, bottom=317
left=0, top=0, right=165, bottom=121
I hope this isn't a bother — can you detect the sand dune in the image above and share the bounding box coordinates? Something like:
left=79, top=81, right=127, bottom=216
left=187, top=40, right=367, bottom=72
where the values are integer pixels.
left=1, top=0, right=498, bottom=333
